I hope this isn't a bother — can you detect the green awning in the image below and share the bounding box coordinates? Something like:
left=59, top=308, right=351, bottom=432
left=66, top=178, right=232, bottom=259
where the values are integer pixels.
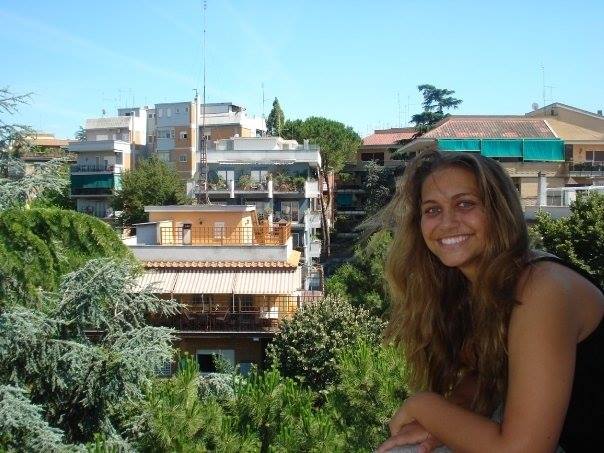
left=437, top=139, right=481, bottom=152
left=436, top=138, right=564, bottom=162
left=481, top=140, right=523, bottom=158
left=522, top=140, right=564, bottom=161
left=71, top=174, right=116, bottom=189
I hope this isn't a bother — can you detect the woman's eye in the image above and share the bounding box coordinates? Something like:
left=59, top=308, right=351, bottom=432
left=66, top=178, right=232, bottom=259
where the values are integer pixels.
left=458, top=200, right=475, bottom=209
left=424, top=206, right=440, bottom=215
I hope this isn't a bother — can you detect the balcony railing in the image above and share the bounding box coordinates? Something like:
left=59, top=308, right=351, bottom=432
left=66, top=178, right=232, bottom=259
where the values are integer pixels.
left=150, top=295, right=321, bottom=332
left=569, top=161, right=604, bottom=176
left=71, top=164, right=115, bottom=172
left=71, top=188, right=113, bottom=196
left=159, top=223, right=291, bottom=246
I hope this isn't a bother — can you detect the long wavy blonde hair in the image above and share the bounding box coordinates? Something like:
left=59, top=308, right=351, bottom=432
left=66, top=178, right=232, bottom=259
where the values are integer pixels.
left=384, top=150, right=529, bottom=414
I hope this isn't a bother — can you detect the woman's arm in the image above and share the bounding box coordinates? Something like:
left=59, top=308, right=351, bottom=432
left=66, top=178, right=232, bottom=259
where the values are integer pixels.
left=379, top=263, right=578, bottom=453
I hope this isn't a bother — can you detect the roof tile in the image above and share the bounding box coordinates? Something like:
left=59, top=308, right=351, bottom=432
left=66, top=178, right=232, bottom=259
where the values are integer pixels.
left=363, top=128, right=416, bottom=146
left=422, top=117, right=556, bottom=139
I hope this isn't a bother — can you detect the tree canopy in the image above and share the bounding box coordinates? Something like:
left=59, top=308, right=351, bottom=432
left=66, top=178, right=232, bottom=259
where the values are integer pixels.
left=0, top=208, right=133, bottom=306
left=325, top=230, right=392, bottom=316
left=267, top=295, right=384, bottom=392
left=532, top=192, right=604, bottom=286
left=411, top=84, right=462, bottom=134
left=283, top=116, right=360, bottom=174
left=112, top=156, right=191, bottom=225
left=266, top=97, right=285, bottom=137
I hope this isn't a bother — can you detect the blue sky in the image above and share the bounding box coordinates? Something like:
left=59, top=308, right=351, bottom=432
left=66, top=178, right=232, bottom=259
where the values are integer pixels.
left=1, top=0, right=603, bottom=139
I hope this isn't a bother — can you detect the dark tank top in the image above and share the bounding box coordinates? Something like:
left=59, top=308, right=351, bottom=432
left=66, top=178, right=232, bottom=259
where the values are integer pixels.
left=529, top=254, right=604, bottom=452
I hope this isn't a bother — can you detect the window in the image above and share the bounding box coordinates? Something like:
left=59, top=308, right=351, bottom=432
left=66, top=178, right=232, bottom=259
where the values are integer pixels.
left=214, top=221, right=226, bottom=238
left=96, top=134, right=108, bottom=141
left=280, top=201, right=299, bottom=222
left=196, top=350, right=235, bottom=373
left=148, top=113, right=153, bottom=119
left=166, top=108, right=172, bottom=117
left=217, top=170, right=234, bottom=182
left=148, top=135, right=154, bottom=143
left=170, top=129, right=175, bottom=139
left=121, top=133, right=129, bottom=141
left=251, top=170, right=268, bottom=182
left=158, top=108, right=163, bottom=118
left=237, top=295, right=253, bottom=311
left=175, top=107, right=180, bottom=114
left=185, top=107, right=189, bottom=112
left=179, top=131, right=188, bottom=140
left=115, top=152, right=123, bottom=165
left=586, top=150, right=604, bottom=162
left=179, top=154, right=187, bottom=163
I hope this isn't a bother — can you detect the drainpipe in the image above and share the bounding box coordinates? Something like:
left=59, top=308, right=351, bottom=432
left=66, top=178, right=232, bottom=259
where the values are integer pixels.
left=537, top=172, right=547, bottom=207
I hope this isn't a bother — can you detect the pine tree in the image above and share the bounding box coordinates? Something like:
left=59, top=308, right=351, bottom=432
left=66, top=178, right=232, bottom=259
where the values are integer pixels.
left=266, top=98, right=285, bottom=137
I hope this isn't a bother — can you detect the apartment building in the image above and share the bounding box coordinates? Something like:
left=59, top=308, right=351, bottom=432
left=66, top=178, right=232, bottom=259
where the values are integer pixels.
left=196, top=136, right=324, bottom=263
left=335, top=127, right=414, bottom=225
left=69, top=108, right=148, bottom=218
left=147, top=101, right=266, bottom=180
left=526, top=103, right=604, bottom=186
left=128, top=204, right=321, bottom=373
left=397, top=116, right=568, bottom=208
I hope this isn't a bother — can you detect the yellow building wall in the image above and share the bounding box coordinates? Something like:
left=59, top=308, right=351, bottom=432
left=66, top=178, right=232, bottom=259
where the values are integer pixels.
left=571, top=144, right=604, bottom=163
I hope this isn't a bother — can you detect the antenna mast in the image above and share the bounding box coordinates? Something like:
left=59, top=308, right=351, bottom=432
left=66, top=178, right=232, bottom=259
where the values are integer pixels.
left=197, top=0, right=210, bottom=204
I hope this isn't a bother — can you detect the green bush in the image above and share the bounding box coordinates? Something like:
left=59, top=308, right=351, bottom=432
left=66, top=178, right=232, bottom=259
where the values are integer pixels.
left=325, top=230, right=392, bottom=316
left=327, top=340, right=408, bottom=451
left=532, top=192, right=604, bottom=286
left=267, top=295, right=384, bottom=392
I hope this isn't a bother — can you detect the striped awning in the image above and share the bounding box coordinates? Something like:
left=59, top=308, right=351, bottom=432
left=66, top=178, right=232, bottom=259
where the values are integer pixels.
left=173, top=270, right=234, bottom=294
left=136, top=268, right=301, bottom=295
left=135, top=270, right=178, bottom=293
left=234, top=268, right=301, bottom=295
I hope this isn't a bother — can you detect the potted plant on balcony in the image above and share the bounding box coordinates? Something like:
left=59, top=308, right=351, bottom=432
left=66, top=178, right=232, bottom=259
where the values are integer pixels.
left=238, top=174, right=254, bottom=190
left=208, top=175, right=227, bottom=190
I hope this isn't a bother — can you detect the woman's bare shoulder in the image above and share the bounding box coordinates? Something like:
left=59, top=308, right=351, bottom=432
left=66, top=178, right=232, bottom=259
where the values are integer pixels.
left=516, top=258, right=604, bottom=342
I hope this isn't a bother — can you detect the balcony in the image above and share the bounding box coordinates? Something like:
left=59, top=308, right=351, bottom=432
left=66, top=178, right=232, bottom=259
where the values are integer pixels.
left=150, top=294, right=321, bottom=333
left=71, top=187, right=113, bottom=196
left=71, top=164, right=116, bottom=173
left=336, top=204, right=366, bottom=216
left=569, top=161, right=604, bottom=177
left=159, top=224, right=291, bottom=246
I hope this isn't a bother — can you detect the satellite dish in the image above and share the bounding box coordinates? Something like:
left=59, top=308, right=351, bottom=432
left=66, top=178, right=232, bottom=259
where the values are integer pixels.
left=532, top=103, right=539, bottom=111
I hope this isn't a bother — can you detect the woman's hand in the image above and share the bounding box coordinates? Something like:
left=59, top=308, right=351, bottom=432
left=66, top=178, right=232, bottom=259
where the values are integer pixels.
left=377, top=393, right=442, bottom=453
left=377, top=420, right=442, bottom=452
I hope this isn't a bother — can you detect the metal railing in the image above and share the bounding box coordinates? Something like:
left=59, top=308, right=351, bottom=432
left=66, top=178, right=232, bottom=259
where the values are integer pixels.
left=150, top=294, right=321, bottom=332
left=569, top=161, right=604, bottom=176
left=71, top=187, right=113, bottom=196
left=159, top=223, right=291, bottom=246
left=71, top=164, right=115, bottom=172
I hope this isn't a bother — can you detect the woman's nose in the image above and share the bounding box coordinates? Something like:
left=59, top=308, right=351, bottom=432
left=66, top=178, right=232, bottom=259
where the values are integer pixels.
left=440, top=208, right=459, bottom=227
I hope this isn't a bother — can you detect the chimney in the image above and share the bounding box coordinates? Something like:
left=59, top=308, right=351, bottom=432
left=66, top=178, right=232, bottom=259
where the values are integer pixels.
left=537, top=172, right=548, bottom=207
left=303, top=139, right=309, bottom=149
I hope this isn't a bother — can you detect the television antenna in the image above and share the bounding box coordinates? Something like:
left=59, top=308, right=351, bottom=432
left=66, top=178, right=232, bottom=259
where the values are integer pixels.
left=196, top=0, right=210, bottom=204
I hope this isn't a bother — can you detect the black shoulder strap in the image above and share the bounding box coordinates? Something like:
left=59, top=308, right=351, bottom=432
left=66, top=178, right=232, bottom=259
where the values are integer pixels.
left=528, top=251, right=604, bottom=295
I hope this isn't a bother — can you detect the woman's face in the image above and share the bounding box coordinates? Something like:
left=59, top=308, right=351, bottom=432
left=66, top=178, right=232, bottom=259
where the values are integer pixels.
left=420, top=165, right=488, bottom=282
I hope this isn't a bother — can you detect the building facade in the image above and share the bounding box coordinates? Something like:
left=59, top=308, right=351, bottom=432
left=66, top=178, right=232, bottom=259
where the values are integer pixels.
left=196, top=136, right=324, bottom=263
left=526, top=103, right=604, bottom=186
left=69, top=110, right=148, bottom=218
left=129, top=204, right=321, bottom=373
left=398, top=116, right=569, bottom=208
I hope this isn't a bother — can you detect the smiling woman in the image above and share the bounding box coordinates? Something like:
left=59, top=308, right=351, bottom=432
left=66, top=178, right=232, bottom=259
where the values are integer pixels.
left=379, top=150, right=604, bottom=452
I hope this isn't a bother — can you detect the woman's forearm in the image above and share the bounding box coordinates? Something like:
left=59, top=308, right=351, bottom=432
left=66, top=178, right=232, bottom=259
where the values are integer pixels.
left=408, top=393, right=510, bottom=453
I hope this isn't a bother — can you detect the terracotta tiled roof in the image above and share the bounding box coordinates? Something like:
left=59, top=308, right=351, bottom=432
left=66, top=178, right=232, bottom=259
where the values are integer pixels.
left=362, top=128, right=416, bottom=146
left=144, top=260, right=297, bottom=269
left=422, top=117, right=556, bottom=139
